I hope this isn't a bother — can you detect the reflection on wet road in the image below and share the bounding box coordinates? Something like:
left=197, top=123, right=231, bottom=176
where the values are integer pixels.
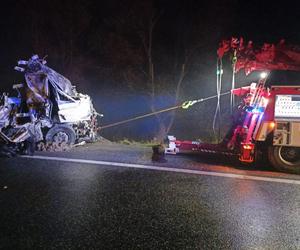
left=0, top=143, right=300, bottom=249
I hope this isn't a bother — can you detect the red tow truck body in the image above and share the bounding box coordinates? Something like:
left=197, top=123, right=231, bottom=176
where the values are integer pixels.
left=166, top=38, right=300, bottom=174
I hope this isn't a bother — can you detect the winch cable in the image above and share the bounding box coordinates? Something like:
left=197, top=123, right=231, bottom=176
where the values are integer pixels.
left=213, top=58, right=223, bottom=137
left=98, top=91, right=231, bottom=130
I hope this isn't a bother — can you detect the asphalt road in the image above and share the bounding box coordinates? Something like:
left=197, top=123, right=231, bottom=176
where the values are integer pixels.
left=0, top=142, right=300, bottom=249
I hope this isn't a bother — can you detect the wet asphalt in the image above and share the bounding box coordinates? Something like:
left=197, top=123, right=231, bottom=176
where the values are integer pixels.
left=0, top=143, right=300, bottom=249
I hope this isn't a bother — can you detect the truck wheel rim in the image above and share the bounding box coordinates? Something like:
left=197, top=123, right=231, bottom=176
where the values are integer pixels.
left=278, top=146, right=300, bottom=166
left=53, top=132, right=69, bottom=144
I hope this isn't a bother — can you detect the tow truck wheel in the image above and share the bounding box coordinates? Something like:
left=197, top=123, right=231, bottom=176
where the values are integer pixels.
left=268, top=146, right=300, bottom=174
left=46, top=125, right=76, bottom=145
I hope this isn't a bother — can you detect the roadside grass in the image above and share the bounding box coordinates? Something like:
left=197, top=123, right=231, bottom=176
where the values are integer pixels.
left=117, top=138, right=163, bottom=147
left=116, top=131, right=222, bottom=147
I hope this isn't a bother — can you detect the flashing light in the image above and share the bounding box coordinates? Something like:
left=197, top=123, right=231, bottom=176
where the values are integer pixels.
left=243, top=144, right=254, bottom=150
left=260, top=72, right=268, bottom=79
left=269, top=122, right=276, bottom=129
left=251, top=107, right=265, bottom=113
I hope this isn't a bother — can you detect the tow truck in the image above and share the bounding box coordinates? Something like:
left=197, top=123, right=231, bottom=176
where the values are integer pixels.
left=166, top=38, right=300, bottom=174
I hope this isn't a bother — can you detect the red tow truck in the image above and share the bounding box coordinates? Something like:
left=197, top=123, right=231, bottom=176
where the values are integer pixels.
left=166, top=38, right=300, bottom=174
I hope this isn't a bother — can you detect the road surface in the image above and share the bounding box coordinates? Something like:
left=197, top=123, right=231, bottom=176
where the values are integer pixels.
left=0, top=142, right=299, bottom=249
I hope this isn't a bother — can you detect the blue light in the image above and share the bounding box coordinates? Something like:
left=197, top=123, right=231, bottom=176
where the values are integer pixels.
left=251, top=107, right=265, bottom=113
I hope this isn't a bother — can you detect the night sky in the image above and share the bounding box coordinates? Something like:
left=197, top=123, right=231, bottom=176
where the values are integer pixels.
left=0, top=0, right=299, bottom=140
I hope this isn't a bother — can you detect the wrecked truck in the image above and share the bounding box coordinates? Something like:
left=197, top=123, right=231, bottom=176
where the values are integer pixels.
left=0, top=55, right=101, bottom=154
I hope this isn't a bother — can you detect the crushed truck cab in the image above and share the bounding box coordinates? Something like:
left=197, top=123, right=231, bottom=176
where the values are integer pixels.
left=0, top=55, right=102, bottom=153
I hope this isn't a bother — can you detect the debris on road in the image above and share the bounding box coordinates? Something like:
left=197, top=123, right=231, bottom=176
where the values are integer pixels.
left=73, top=141, right=87, bottom=147
left=152, top=144, right=167, bottom=163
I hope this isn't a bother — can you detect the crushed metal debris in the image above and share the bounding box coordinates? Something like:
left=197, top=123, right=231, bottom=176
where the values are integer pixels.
left=0, top=55, right=103, bottom=156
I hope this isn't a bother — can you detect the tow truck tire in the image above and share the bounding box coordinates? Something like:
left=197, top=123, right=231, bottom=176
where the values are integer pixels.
left=268, top=146, right=300, bottom=174
left=45, top=125, right=76, bottom=145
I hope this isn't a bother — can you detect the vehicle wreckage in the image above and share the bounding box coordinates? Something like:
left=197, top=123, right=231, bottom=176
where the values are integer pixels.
left=0, top=55, right=101, bottom=156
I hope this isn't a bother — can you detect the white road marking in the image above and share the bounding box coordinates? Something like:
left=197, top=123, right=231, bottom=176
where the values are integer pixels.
left=22, top=155, right=300, bottom=185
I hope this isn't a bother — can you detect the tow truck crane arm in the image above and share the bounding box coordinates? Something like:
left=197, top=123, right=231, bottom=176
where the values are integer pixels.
left=217, top=37, right=300, bottom=74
